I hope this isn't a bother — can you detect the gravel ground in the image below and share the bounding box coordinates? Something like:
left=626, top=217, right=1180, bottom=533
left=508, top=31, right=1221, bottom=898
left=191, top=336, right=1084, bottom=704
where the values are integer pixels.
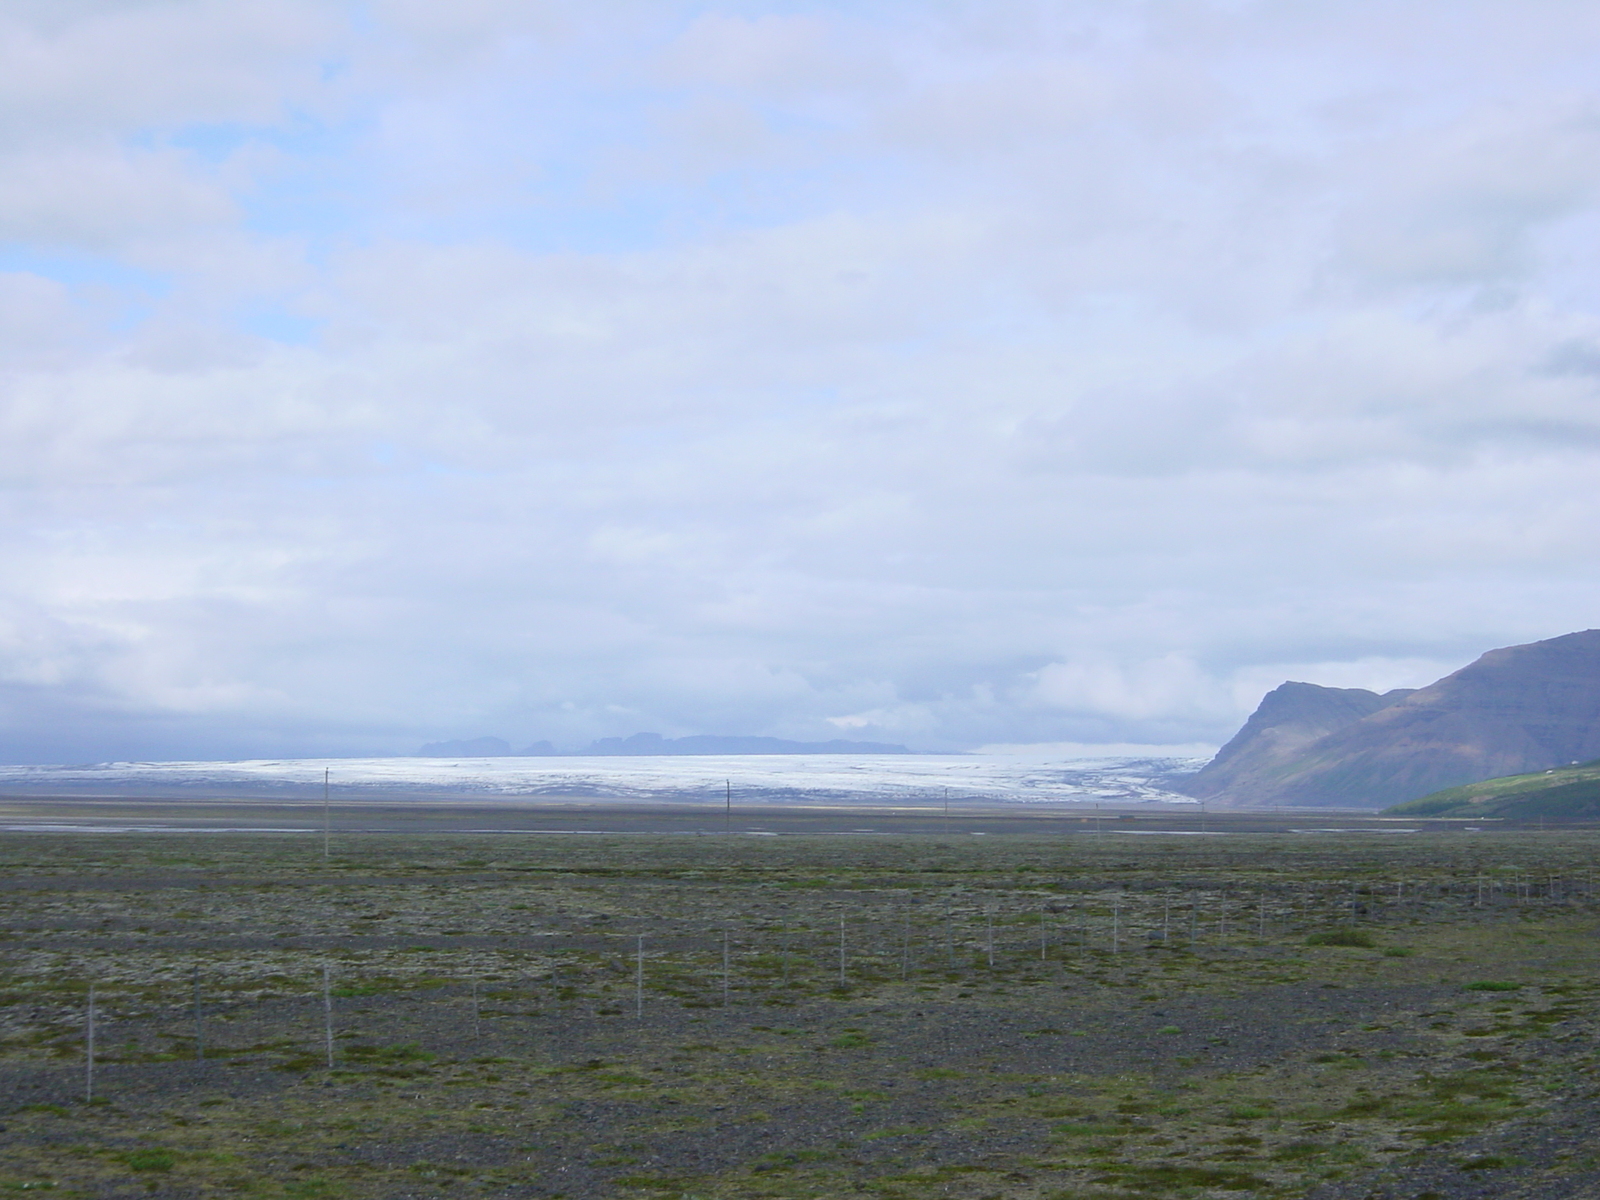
left=0, top=829, right=1597, bottom=1199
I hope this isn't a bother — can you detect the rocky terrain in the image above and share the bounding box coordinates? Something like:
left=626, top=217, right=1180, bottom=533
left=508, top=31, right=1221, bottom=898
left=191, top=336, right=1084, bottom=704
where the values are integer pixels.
left=3, top=826, right=1600, bottom=1199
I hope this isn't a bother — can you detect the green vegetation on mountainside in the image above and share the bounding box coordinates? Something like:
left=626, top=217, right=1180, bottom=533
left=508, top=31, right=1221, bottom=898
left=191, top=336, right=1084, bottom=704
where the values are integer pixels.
left=1385, top=758, right=1600, bottom=817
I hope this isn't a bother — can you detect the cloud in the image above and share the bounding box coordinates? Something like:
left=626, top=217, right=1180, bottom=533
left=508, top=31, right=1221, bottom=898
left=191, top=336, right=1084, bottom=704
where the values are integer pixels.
left=1034, top=656, right=1222, bottom=723
left=0, top=145, right=235, bottom=248
left=2, top=1, right=1600, bottom=762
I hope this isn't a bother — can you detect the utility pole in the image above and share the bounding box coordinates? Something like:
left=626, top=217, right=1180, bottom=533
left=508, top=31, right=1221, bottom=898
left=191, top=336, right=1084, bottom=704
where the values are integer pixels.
left=725, top=780, right=731, bottom=835
left=323, top=767, right=331, bottom=859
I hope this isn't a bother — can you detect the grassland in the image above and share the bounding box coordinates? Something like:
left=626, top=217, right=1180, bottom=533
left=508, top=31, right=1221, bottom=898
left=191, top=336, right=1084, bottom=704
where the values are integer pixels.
left=1386, top=759, right=1600, bottom=819
left=1, top=825, right=1599, bottom=1199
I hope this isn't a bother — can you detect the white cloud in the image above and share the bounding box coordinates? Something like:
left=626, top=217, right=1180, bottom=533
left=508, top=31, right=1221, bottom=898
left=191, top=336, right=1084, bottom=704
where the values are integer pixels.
left=0, top=145, right=234, bottom=247
left=0, top=2, right=340, bottom=126
left=1034, top=656, right=1223, bottom=723
left=2, top=1, right=1600, bottom=762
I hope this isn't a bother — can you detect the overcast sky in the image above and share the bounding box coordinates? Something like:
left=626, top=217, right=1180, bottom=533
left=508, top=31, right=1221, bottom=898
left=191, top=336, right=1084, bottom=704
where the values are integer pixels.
left=3, top=1, right=1600, bottom=763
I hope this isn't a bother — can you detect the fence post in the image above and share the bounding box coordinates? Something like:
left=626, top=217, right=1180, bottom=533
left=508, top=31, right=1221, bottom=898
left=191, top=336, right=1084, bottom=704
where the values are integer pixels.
left=85, top=983, right=96, bottom=1103
left=838, top=916, right=847, bottom=988
left=323, top=966, right=335, bottom=1069
left=193, top=966, right=204, bottom=1063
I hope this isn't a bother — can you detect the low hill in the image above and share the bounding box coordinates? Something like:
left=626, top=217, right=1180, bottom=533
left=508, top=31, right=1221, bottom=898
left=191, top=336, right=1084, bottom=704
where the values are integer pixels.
left=1385, top=759, right=1600, bottom=818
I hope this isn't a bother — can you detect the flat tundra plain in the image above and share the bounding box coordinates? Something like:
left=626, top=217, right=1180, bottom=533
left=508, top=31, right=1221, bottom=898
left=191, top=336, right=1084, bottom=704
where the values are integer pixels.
left=1, top=806, right=1599, bottom=1200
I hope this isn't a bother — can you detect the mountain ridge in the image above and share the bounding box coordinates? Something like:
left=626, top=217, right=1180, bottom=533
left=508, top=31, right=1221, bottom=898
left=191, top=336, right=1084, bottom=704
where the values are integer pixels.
left=1179, top=682, right=1414, bottom=802
left=1178, top=629, right=1600, bottom=808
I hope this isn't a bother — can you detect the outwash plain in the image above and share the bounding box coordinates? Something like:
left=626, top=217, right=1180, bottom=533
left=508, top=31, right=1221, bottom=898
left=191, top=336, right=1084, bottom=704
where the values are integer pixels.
left=2, top=800, right=1600, bottom=1200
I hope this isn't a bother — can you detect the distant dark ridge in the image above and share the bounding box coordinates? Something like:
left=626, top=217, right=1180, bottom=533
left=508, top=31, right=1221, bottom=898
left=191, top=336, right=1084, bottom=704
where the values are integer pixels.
left=579, top=733, right=913, bottom=756
left=414, top=733, right=914, bottom=757
left=416, top=737, right=513, bottom=757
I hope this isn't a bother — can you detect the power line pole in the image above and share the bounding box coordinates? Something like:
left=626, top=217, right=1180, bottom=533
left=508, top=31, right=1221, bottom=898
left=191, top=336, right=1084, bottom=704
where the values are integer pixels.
left=725, top=779, right=731, bottom=835
left=323, top=767, right=331, bottom=859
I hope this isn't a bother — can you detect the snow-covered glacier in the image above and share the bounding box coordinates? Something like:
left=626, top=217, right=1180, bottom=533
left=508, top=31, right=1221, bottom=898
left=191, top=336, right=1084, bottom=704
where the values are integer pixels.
left=0, top=753, right=1204, bottom=806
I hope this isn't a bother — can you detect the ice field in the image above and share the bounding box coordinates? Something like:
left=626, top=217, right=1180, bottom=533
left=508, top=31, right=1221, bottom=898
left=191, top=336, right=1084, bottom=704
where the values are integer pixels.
left=0, top=752, right=1205, bottom=805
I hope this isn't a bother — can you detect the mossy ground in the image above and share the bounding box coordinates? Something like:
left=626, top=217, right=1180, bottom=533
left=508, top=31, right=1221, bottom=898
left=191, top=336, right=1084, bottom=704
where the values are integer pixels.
left=1, top=830, right=1599, bottom=1199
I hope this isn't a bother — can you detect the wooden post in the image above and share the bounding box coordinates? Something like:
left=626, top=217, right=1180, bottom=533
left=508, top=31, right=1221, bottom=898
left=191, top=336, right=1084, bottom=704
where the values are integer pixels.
left=323, top=966, right=335, bottom=1068
left=635, top=934, right=644, bottom=1019
left=323, top=767, right=331, bottom=859
left=193, top=966, right=204, bottom=1063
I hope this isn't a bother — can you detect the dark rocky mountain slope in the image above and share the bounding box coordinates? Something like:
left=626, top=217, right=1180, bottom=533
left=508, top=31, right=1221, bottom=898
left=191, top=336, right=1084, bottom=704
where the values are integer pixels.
left=1179, top=682, right=1413, bottom=804
left=1179, top=629, right=1600, bottom=808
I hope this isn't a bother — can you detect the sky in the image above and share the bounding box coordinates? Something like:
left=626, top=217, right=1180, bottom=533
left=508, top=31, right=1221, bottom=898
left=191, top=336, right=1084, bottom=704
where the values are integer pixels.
left=3, top=0, right=1600, bottom=763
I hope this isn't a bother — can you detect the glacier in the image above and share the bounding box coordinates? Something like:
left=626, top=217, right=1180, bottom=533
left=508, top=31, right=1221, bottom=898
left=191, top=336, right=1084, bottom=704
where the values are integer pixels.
left=0, top=753, right=1204, bottom=806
